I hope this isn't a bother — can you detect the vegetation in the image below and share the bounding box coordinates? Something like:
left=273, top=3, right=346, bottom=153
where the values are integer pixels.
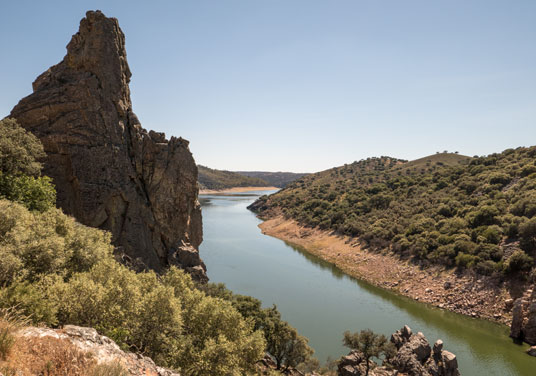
left=342, top=329, right=396, bottom=376
left=0, top=120, right=268, bottom=375
left=253, top=150, right=536, bottom=277
left=0, top=198, right=266, bottom=375
left=198, top=165, right=269, bottom=190
left=200, top=283, right=314, bottom=370
left=0, top=118, right=55, bottom=211
left=0, top=308, right=28, bottom=361
left=236, top=171, right=308, bottom=188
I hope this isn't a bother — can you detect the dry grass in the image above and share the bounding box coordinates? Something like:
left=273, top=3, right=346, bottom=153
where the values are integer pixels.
left=0, top=307, right=29, bottom=361
left=89, top=362, right=128, bottom=376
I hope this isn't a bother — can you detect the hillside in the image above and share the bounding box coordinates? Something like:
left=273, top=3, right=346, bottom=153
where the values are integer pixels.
left=250, top=150, right=536, bottom=277
left=236, top=171, right=308, bottom=188
left=198, top=165, right=269, bottom=190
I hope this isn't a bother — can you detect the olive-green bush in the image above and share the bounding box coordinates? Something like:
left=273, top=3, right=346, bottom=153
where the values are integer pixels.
left=0, top=200, right=265, bottom=375
left=0, top=118, right=55, bottom=211
left=256, top=149, right=536, bottom=276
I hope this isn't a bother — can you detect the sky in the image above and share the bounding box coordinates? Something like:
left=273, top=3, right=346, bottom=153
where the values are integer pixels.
left=1, top=1, right=535, bottom=172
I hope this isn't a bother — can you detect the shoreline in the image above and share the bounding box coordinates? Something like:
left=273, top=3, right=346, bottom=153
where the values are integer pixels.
left=258, top=215, right=515, bottom=326
left=199, top=186, right=278, bottom=194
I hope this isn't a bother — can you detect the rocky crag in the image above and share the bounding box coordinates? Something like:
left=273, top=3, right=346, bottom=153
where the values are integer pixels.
left=338, top=326, right=460, bottom=376
left=9, top=11, right=206, bottom=280
left=510, top=284, right=536, bottom=356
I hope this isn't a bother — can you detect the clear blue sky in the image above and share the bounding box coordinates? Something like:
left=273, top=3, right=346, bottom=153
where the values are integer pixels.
left=1, top=1, right=535, bottom=172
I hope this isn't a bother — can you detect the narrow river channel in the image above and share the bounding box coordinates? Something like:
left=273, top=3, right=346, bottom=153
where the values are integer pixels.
left=199, top=190, right=534, bottom=376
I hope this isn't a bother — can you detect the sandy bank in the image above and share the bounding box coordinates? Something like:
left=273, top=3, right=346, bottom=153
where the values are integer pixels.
left=259, top=215, right=514, bottom=325
left=199, top=186, right=278, bottom=194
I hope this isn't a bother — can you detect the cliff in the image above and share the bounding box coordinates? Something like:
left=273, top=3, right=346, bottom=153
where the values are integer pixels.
left=9, top=10, right=206, bottom=280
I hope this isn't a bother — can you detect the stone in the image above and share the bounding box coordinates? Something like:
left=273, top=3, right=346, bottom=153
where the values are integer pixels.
left=524, top=301, right=536, bottom=345
left=444, top=281, right=452, bottom=290
left=9, top=10, right=205, bottom=280
left=510, top=298, right=524, bottom=340
left=433, top=339, right=443, bottom=355
left=407, top=332, right=431, bottom=362
left=441, top=350, right=460, bottom=376
left=337, top=350, right=364, bottom=376
left=527, top=346, right=536, bottom=357
left=21, top=325, right=180, bottom=375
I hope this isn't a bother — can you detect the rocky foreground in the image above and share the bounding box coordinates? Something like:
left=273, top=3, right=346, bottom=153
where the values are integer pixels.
left=0, top=325, right=179, bottom=376
left=337, top=326, right=459, bottom=376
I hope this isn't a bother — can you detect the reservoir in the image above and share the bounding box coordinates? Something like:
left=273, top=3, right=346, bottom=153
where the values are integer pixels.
left=200, top=190, right=534, bottom=376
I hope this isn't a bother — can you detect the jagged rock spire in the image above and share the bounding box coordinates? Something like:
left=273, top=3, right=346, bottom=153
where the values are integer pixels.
left=10, top=10, right=206, bottom=280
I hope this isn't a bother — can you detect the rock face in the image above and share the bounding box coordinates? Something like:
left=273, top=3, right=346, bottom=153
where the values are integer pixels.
left=20, top=325, right=180, bottom=375
left=510, top=286, right=536, bottom=345
left=9, top=10, right=206, bottom=279
left=337, top=326, right=460, bottom=376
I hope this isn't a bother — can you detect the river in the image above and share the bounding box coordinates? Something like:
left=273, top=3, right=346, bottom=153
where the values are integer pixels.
left=199, top=190, right=534, bottom=376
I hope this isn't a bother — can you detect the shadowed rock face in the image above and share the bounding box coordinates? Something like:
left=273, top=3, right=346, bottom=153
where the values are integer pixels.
left=10, top=10, right=206, bottom=280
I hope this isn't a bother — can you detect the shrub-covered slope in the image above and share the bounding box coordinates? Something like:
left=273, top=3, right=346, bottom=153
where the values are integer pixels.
left=235, top=171, right=308, bottom=188
left=198, top=165, right=269, bottom=190
left=251, top=150, right=536, bottom=277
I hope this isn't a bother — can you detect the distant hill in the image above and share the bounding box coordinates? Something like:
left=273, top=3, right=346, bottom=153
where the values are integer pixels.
left=198, top=165, right=269, bottom=190
left=235, top=171, right=308, bottom=188
left=250, top=149, right=536, bottom=277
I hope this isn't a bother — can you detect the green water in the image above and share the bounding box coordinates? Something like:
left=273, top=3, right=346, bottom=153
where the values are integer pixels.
left=199, top=190, right=535, bottom=375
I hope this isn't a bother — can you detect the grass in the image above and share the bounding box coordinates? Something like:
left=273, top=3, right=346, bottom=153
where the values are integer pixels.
left=0, top=307, right=28, bottom=360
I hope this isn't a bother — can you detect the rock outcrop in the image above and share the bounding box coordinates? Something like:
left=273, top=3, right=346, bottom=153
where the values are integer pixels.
left=9, top=10, right=206, bottom=280
left=18, top=325, right=180, bottom=375
left=337, top=326, right=460, bottom=376
left=510, top=286, right=536, bottom=345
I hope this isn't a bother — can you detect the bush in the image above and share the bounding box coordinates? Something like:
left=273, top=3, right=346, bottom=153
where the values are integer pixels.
left=504, top=250, right=534, bottom=275
left=519, top=218, right=536, bottom=253
left=0, top=118, right=45, bottom=177
left=0, top=119, right=55, bottom=212
left=0, top=201, right=266, bottom=375
left=0, top=200, right=113, bottom=285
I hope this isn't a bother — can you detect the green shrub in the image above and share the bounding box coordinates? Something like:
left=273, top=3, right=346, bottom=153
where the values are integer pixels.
left=504, top=250, right=534, bottom=275
left=0, top=119, right=55, bottom=212
left=0, top=200, right=266, bottom=375
left=519, top=218, right=536, bottom=253
left=254, top=147, right=536, bottom=276
left=0, top=118, right=45, bottom=177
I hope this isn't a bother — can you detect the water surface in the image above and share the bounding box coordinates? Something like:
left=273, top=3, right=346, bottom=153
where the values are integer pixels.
left=200, top=191, right=534, bottom=375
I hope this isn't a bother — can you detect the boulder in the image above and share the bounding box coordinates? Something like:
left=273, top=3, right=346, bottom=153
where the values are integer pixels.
left=527, top=346, right=536, bottom=357
left=523, top=301, right=536, bottom=345
left=510, top=298, right=524, bottom=340
left=21, top=325, right=179, bottom=375
left=441, top=351, right=460, bottom=376
left=9, top=10, right=205, bottom=280
left=433, top=339, right=443, bottom=355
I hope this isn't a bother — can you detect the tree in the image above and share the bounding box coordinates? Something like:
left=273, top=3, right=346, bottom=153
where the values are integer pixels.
left=264, top=309, right=313, bottom=370
left=343, top=329, right=394, bottom=376
left=199, top=283, right=315, bottom=371
left=0, top=118, right=55, bottom=211
left=0, top=118, right=44, bottom=176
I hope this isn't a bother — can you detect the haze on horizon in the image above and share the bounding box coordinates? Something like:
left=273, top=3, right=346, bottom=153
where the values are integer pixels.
left=1, top=0, right=535, bottom=173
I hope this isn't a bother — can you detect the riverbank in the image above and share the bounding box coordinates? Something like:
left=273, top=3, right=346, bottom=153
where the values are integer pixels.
left=258, top=215, right=518, bottom=326
left=199, top=186, right=278, bottom=194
